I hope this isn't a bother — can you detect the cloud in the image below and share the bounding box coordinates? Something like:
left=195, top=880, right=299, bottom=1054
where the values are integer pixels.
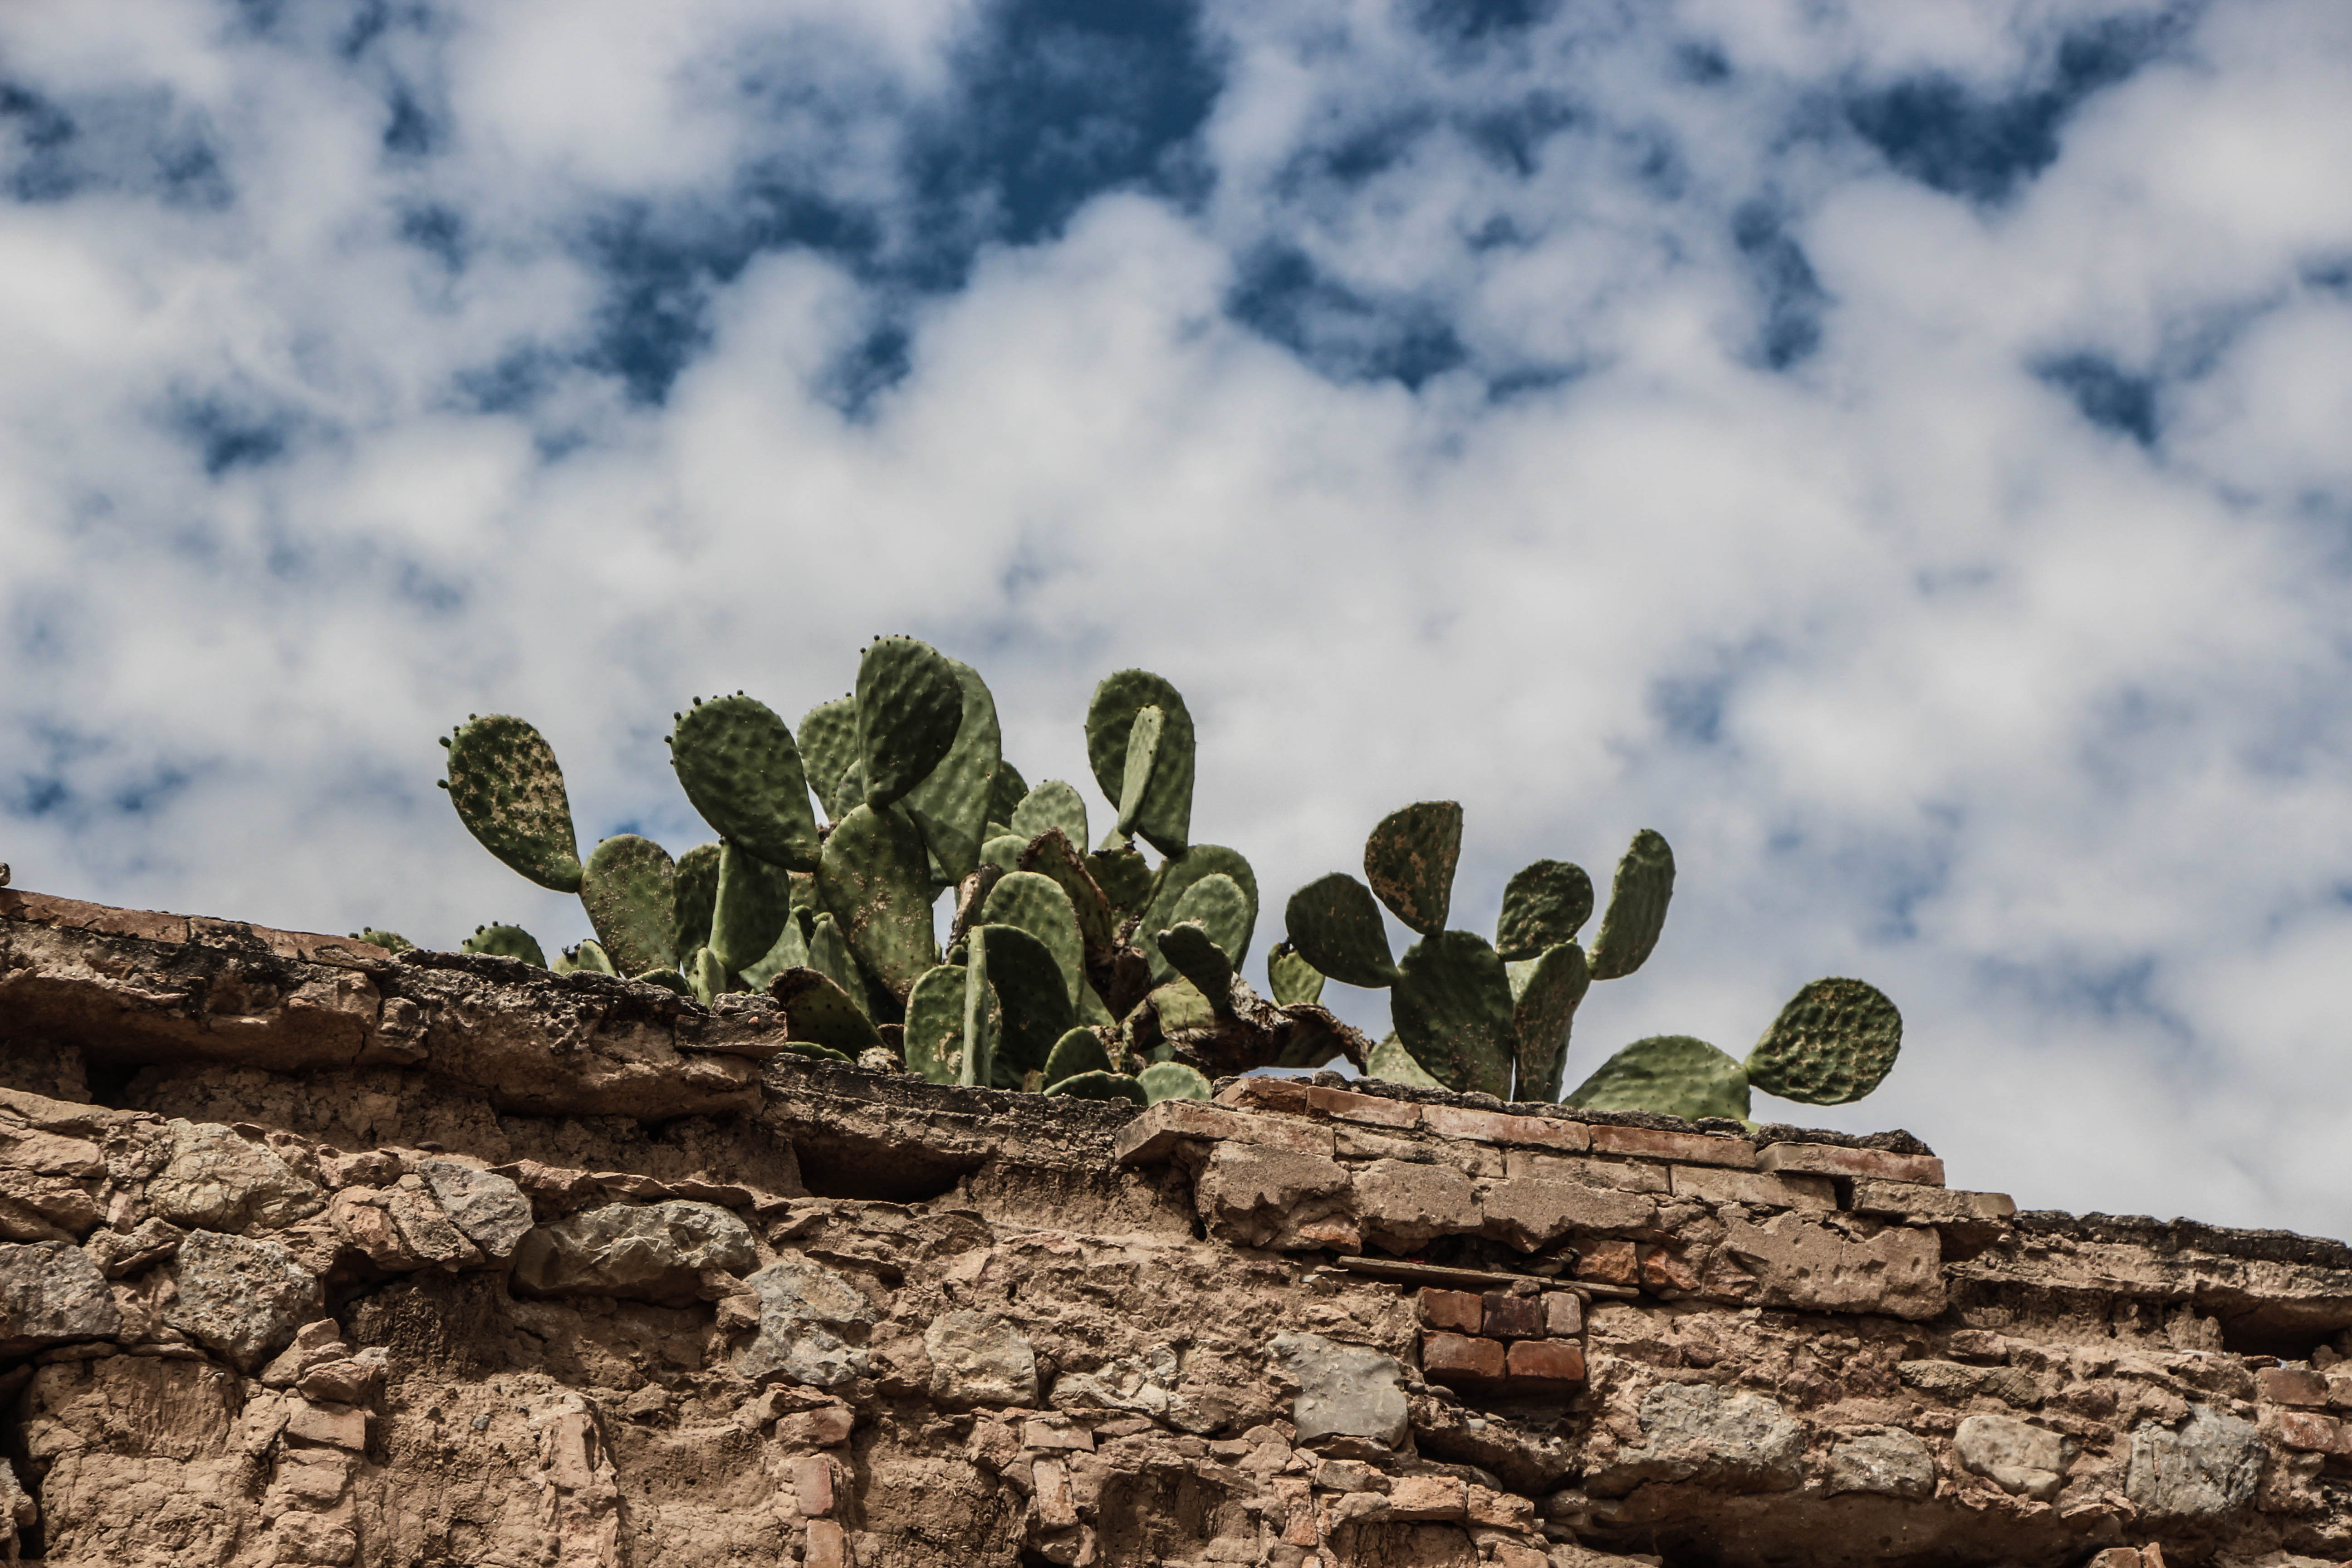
left=6, top=0, right=2352, bottom=1236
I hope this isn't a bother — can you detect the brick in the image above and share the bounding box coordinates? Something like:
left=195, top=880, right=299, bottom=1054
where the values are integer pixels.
left=1418, top=1288, right=1482, bottom=1333
left=1421, top=1103, right=1589, bottom=1152
left=2275, top=1409, right=2352, bottom=1456
left=1021, top=1416, right=1094, bottom=1451
left=1387, top=1475, right=1467, bottom=1521
left=777, top=1406, right=856, bottom=1448
left=1113, top=1099, right=1335, bottom=1165
left=1849, top=1180, right=2015, bottom=1222
left=1758, top=1142, right=1945, bottom=1186
left=1578, top=1240, right=1640, bottom=1287
left=1335, top=1127, right=1428, bottom=1162
left=791, top=1455, right=834, bottom=1517
left=1480, top=1292, right=1545, bottom=1339
left=1588, top=1123, right=1755, bottom=1168
left=2328, top=1375, right=2352, bottom=1412
left=1478, top=1177, right=1657, bottom=1251
left=1543, top=1291, right=1583, bottom=1336
left=1420, top=1333, right=1505, bottom=1387
left=1033, top=1456, right=1078, bottom=1528
left=284, top=1401, right=368, bottom=1451
left=1504, top=1338, right=1586, bottom=1385
left=1217, top=1076, right=1311, bottom=1114
left=1505, top=1150, right=1669, bottom=1194
left=2259, top=1367, right=2331, bottom=1408
left=1641, top=1245, right=1703, bottom=1294
left=1354, top=1159, right=1480, bottom=1252
left=1670, top=1165, right=1835, bottom=1210
left=1466, top=1485, right=1536, bottom=1530
left=1308, top=1085, right=1424, bottom=1128
left=804, top=1519, right=849, bottom=1568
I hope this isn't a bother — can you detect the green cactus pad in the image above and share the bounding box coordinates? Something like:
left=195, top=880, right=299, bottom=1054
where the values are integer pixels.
left=817, top=803, right=941, bottom=1004
left=669, top=695, right=822, bottom=872
left=1266, top=941, right=1326, bottom=1007
left=795, top=695, right=862, bottom=824
left=981, top=871, right=1087, bottom=1013
left=1042, top=1026, right=1114, bottom=1086
left=803, top=911, right=866, bottom=1015
left=769, top=968, right=885, bottom=1056
left=443, top=715, right=583, bottom=892
left=1084, top=843, right=1155, bottom=918
left=355, top=928, right=416, bottom=955
left=1567, top=1035, right=1749, bottom=1122
left=1509, top=941, right=1590, bottom=1102
left=1137, top=1061, right=1212, bottom=1104
left=737, top=911, right=811, bottom=995
left=987, top=760, right=1030, bottom=833
left=902, top=657, right=1002, bottom=883
left=673, top=842, right=723, bottom=957
left=556, top=940, right=615, bottom=976
left=1391, top=929, right=1514, bottom=1099
left=903, top=963, right=976, bottom=1085
left=968, top=924, right=1069, bottom=1087
left=1588, top=829, right=1675, bottom=981
left=960, top=945, right=1000, bottom=1087
left=461, top=923, right=547, bottom=967
left=1113, top=704, right=1164, bottom=838
left=1016, top=829, right=1118, bottom=956
left=1140, top=846, right=1258, bottom=973
left=1283, top=873, right=1399, bottom=988
left=1011, top=780, right=1089, bottom=848
left=1366, top=1031, right=1442, bottom=1088
left=1045, top=1070, right=1148, bottom=1105
left=1153, top=921, right=1235, bottom=1009
left=710, top=840, right=796, bottom=974
left=1085, top=670, right=1196, bottom=857
left=1495, top=860, right=1595, bottom=961
left=1363, top=801, right=1462, bottom=936
left=632, top=968, right=691, bottom=995
left=1744, top=977, right=1902, bottom=1105
left=985, top=833, right=1037, bottom=877
left=855, top=637, right=964, bottom=808
left=579, top=835, right=679, bottom=976
left=1146, top=978, right=1216, bottom=1035
left=686, top=946, right=728, bottom=1005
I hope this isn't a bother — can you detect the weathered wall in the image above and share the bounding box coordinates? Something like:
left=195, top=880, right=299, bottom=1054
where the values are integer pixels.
left=3, top=889, right=2351, bottom=1568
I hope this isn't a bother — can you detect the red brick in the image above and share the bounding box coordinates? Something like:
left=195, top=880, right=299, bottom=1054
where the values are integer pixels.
left=1217, top=1076, right=1311, bottom=1114
left=2276, top=1409, right=2352, bottom=1456
left=1309, top=1085, right=1423, bottom=1128
left=1577, top=1240, right=1641, bottom=1287
left=804, top=1519, right=849, bottom=1568
left=1758, top=1142, right=1945, bottom=1186
left=1849, top=1180, right=2014, bottom=1222
left=1421, top=1103, right=1589, bottom=1152
left=1504, top=1338, right=1586, bottom=1385
left=2260, top=1367, right=2331, bottom=1408
left=1670, top=1165, right=1835, bottom=1210
left=1480, top=1292, right=1545, bottom=1339
left=1588, top=1124, right=1755, bottom=1168
left=1420, top=1333, right=1505, bottom=1387
left=1112, top=1099, right=1335, bottom=1165
left=1641, top=1245, right=1702, bottom=1294
left=1418, top=1288, right=1482, bottom=1333
left=791, top=1455, right=834, bottom=1517
left=1543, top=1291, right=1583, bottom=1336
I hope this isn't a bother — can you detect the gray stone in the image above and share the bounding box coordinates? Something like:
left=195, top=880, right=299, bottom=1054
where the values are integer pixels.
left=1955, top=1414, right=2069, bottom=1502
left=0, top=1239, right=121, bottom=1351
left=1269, top=1332, right=1409, bottom=1448
left=1823, top=1430, right=1936, bottom=1499
left=1897, top=1359, right=2038, bottom=1408
left=510, top=1201, right=756, bottom=1303
left=1351, top=1159, right=1480, bottom=1253
left=143, top=1119, right=325, bottom=1231
left=1586, top=1382, right=1804, bottom=1497
left=2126, top=1405, right=2261, bottom=1521
left=83, top=1217, right=183, bottom=1279
left=925, top=1310, right=1039, bottom=1409
left=164, top=1228, right=320, bottom=1371
left=416, top=1161, right=533, bottom=1259
left=735, top=1254, right=877, bottom=1389
left=1718, top=1212, right=1945, bottom=1321
left=387, top=1182, right=482, bottom=1268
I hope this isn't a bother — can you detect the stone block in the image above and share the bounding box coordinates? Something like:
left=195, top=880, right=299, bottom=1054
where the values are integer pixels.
left=1587, top=1125, right=1755, bottom=1169
left=1270, top=1333, right=1409, bottom=1448
left=285, top=1400, right=369, bottom=1451
left=2274, top=1410, right=2352, bottom=1456
left=1641, top=1245, right=1703, bottom=1294
left=926, top=1311, right=1038, bottom=1409
left=1033, top=1455, right=1077, bottom=1527
left=1217, top=1077, right=1310, bottom=1114
left=1352, top=1160, right=1479, bottom=1253
left=1115, top=1100, right=1335, bottom=1165
left=1543, top=1292, right=1583, bottom=1336
left=1757, top=1142, right=1944, bottom=1186
left=165, top=1229, right=320, bottom=1372
left=1718, top=1212, right=1945, bottom=1320
left=414, top=1161, right=534, bottom=1259
left=1420, top=1333, right=1504, bottom=1387
left=511, top=1201, right=756, bottom=1304
left=1505, top=1150, right=1669, bottom=1193
left=1191, top=1142, right=1356, bottom=1251
left=1577, top=1240, right=1641, bottom=1288
left=2126, top=1406, right=2262, bottom=1521
left=791, top=1454, right=834, bottom=1517
left=1504, top=1338, right=1585, bottom=1385
left=1479, top=1178, right=1656, bottom=1251
left=777, top=1405, right=857, bottom=1448
left=1421, top=1104, right=1589, bottom=1152
left=0, top=1239, right=120, bottom=1351
left=1823, top=1431, right=1935, bottom=1499
left=1956, top=1415, right=2068, bottom=1502
left=1334, top=1127, right=1427, bottom=1163
left=1418, top=1288, right=1481, bottom=1333
left=1307, top=1086, right=1423, bottom=1129
left=1585, top=1382, right=1804, bottom=1497
left=1480, top=1292, right=1544, bottom=1339
left=1849, top=1181, right=2015, bottom=1223
left=1386, top=1475, right=1466, bottom=1521
left=804, top=1518, right=848, bottom=1568
left=1466, top=1484, right=1536, bottom=1530
left=739, top=1255, right=877, bottom=1390
left=2258, top=1366, right=2330, bottom=1407
left=1669, top=1166, right=1835, bottom=1210
left=145, top=1120, right=326, bottom=1232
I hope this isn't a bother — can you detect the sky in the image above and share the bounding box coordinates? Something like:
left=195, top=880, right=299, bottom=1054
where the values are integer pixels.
left=6, top=0, right=2352, bottom=1235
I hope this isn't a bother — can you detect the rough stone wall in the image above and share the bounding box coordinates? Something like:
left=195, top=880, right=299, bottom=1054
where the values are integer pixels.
left=3, top=889, right=2351, bottom=1568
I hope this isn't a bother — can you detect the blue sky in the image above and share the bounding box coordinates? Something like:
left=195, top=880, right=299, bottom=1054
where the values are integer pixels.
left=7, top=0, right=2352, bottom=1233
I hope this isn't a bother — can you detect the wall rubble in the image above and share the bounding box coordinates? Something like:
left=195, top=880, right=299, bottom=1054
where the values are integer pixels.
left=2, top=891, right=2350, bottom=1567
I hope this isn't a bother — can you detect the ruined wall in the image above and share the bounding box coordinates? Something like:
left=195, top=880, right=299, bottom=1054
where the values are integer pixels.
left=2, top=888, right=2351, bottom=1568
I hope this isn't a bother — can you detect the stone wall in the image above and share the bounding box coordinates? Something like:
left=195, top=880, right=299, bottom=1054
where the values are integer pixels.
left=2, top=889, right=2350, bottom=1567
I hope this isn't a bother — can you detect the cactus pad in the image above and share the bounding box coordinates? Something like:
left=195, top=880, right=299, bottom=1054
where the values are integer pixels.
left=1365, top=1031, right=1442, bottom=1088
left=1137, top=1061, right=1212, bottom=1104
left=686, top=946, right=728, bottom=1005
left=461, top=923, right=547, bottom=967
left=443, top=715, right=583, bottom=892
left=1011, top=780, right=1089, bottom=849
left=1084, top=843, right=1155, bottom=918
left=856, top=637, right=964, bottom=808
left=902, top=657, right=1002, bottom=882
left=710, top=840, right=796, bottom=975
left=557, top=940, right=615, bottom=976
left=1508, top=941, right=1589, bottom=1102
left=670, top=695, right=822, bottom=872
left=988, top=760, right=1030, bottom=832
left=673, top=842, right=723, bottom=957
left=737, top=912, right=810, bottom=995
left=1113, top=705, right=1164, bottom=839
left=980, top=833, right=1029, bottom=877
left=1045, top=1070, right=1148, bottom=1104
left=1016, top=829, right=1118, bottom=957
left=1364, top=801, right=1462, bottom=936
left=1266, top=941, right=1325, bottom=1007
left=802, top=911, right=865, bottom=1013
left=1495, top=860, right=1594, bottom=960
left=1567, top=1034, right=1749, bottom=1122
left=968, top=923, right=1070, bottom=1086
left=1588, top=829, right=1675, bottom=981
left=357, top=928, right=416, bottom=955
left=796, top=696, right=862, bottom=824
left=579, top=835, right=678, bottom=976
left=1391, top=930, right=1514, bottom=1099
left=1141, top=846, right=1258, bottom=975
left=1283, top=872, right=1399, bottom=989
left=903, top=963, right=975, bottom=1085
left=981, top=871, right=1088, bottom=1013
left=1085, top=670, right=1196, bottom=856
left=631, top=968, right=691, bottom=995
left=1043, top=1026, right=1114, bottom=1086
left=818, top=803, right=941, bottom=1003
left=769, top=968, right=885, bottom=1056
left=1744, top=977, right=1902, bottom=1105
left=1153, top=921, right=1235, bottom=1009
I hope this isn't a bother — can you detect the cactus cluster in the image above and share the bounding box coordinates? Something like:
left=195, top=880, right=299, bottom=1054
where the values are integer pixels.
left=1563, top=977, right=1902, bottom=1121
left=420, top=642, right=1375, bottom=1094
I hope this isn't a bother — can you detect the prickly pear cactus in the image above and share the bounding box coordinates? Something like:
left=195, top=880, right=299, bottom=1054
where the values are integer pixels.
left=1390, top=929, right=1514, bottom=1100
left=856, top=637, right=965, bottom=808
left=1138, top=847, right=1258, bottom=980
left=555, top=939, right=615, bottom=976
left=981, top=871, right=1088, bottom=1014
left=669, top=695, right=822, bottom=872
left=1266, top=941, right=1325, bottom=1007
left=1568, top=1034, right=1749, bottom=1122
left=1114, top=705, right=1164, bottom=841
left=673, top=843, right=723, bottom=957
left=796, top=696, right=862, bottom=824
left=441, top=715, right=583, bottom=892
left=818, top=804, right=940, bottom=1003
left=1364, top=801, right=1462, bottom=936
left=710, top=841, right=795, bottom=975
left=770, top=968, right=883, bottom=1056
left=1084, top=670, right=1195, bottom=856
left=578, top=835, right=678, bottom=976
left=1045, top=1070, right=1148, bottom=1103
left=1153, top=921, right=1235, bottom=1011
left=1744, top=977, right=1901, bottom=1105
left=354, top=928, right=415, bottom=954
left=1137, top=1060, right=1212, bottom=1104
left=1042, top=1027, right=1113, bottom=1086
left=1283, top=873, right=1398, bottom=988
left=1507, top=940, right=1589, bottom=1102
left=461, top=923, right=546, bottom=966
left=901, top=657, right=1002, bottom=882
left=1588, top=829, right=1674, bottom=981
left=1011, top=781, right=1088, bottom=849
left=1365, top=1031, right=1441, bottom=1088
left=903, top=963, right=973, bottom=1085
left=965, top=923, right=1071, bottom=1086
left=1494, top=859, right=1593, bottom=960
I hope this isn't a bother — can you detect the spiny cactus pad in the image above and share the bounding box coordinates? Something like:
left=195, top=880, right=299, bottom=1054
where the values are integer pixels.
left=769, top=968, right=884, bottom=1056
left=981, top=871, right=1088, bottom=1014
left=1011, top=781, right=1089, bottom=849
left=1391, top=929, right=1514, bottom=1100
left=901, top=657, right=1001, bottom=883
left=1495, top=859, right=1595, bottom=961
left=1042, top=1026, right=1114, bottom=1086
left=1266, top=941, right=1325, bottom=1007
left=987, top=760, right=1030, bottom=833
left=1137, top=1061, right=1212, bottom=1104
left=1140, top=846, right=1258, bottom=978
left=687, top=946, right=727, bottom=1005
left=1364, top=801, right=1463, bottom=937
left=670, top=695, right=822, bottom=872
left=980, top=833, right=1029, bottom=877
left=1508, top=940, right=1590, bottom=1102
left=803, top=911, right=866, bottom=1014
left=796, top=696, right=862, bottom=825
left=1283, top=872, right=1399, bottom=989
left=673, top=843, right=723, bottom=958
left=1084, top=843, right=1155, bottom=919
left=579, top=835, right=678, bottom=976
left=1366, top=1031, right=1441, bottom=1088
left=818, top=804, right=941, bottom=1004
left=1154, top=920, right=1235, bottom=1009
left=856, top=637, right=965, bottom=809
left=1085, top=670, right=1195, bottom=857
left=357, top=928, right=416, bottom=955
left=1588, top=828, right=1675, bottom=981
left=556, top=940, right=615, bottom=976
left=1167, top=871, right=1250, bottom=970
left=461, top=923, right=546, bottom=967
left=710, top=840, right=796, bottom=975
left=1568, top=1034, right=1749, bottom=1122
left=903, top=963, right=973, bottom=1085
left=443, top=715, right=583, bottom=892
left=1016, top=828, right=1118, bottom=957
left=1113, top=704, right=1164, bottom=839
left=1744, top=977, right=1902, bottom=1105
left=969, top=923, right=1070, bottom=1087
